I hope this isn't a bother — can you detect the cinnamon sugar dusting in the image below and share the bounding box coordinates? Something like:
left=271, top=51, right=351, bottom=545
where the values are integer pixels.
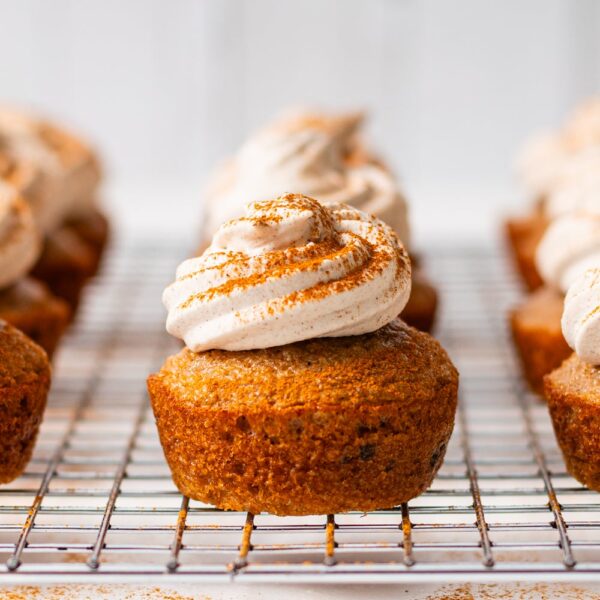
left=164, top=193, right=411, bottom=351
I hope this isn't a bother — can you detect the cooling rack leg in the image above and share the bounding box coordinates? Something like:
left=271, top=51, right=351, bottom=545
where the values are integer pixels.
left=232, top=512, right=255, bottom=571
left=401, top=503, right=415, bottom=567
left=167, top=495, right=190, bottom=572
left=324, top=514, right=337, bottom=567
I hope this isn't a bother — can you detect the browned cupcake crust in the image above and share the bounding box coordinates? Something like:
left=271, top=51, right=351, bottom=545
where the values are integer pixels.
left=0, top=278, right=70, bottom=359
left=32, top=226, right=96, bottom=316
left=510, top=286, right=571, bottom=394
left=504, top=211, right=548, bottom=292
left=148, top=319, right=458, bottom=516
left=545, top=354, right=600, bottom=491
left=402, top=270, right=438, bottom=333
left=66, top=208, right=110, bottom=277
left=0, top=319, right=51, bottom=484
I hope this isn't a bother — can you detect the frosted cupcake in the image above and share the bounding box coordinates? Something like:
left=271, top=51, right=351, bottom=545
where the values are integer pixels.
left=0, top=319, right=51, bottom=484
left=0, top=108, right=109, bottom=313
left=148, top=194, right=458, bottom=515
left=507, top=98, right=600, bottom=291
left=0, top=181, right=69, bottom=358
left=509, top=210, right=600, bottom=393
left=201, top=110, right=438, bottom=331
left=545, top=267, right=600, bottom=490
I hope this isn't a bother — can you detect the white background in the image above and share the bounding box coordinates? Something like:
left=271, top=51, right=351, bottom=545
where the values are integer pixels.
left=1, top=0, right=600, bottom=244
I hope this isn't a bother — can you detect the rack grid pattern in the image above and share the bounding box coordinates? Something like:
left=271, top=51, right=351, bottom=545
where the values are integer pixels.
left=1, top=241, right=600, bottom=585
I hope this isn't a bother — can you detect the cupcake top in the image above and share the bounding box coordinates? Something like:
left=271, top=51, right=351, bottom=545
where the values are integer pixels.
left=35, top=117, right=101, bottom=220
left=516, top=97, right=600, bottom=201
left=544, top=148, right=600, bottom=219
left=516, top=132, right=571, bottom=201
left=562, top=267, right=600, bottom=365
left=203, top=111, right=410, bottom=247
left=0, top=181, right=41, bottom=289
left=0, top=108, right=100, bottom=233
left=536, top=212, right=600, bottom=293
left=0, top=112, right=65, bottom=234
left=165, top=193, right=411, bottom=352
left=563, top=98, right=600, bottom=150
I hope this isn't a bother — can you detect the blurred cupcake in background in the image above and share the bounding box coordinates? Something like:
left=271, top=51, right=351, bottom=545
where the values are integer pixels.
left=0, top=108, right=110, bottom=316
left=0, top=181, right=69, bottom=358
left=508, top=97, right=600, bottom=394
left=201, top=108, right=438, bottom=332
left=544, top=266, right=600, bottom=492
left=506, top=97, right=600, bottom=291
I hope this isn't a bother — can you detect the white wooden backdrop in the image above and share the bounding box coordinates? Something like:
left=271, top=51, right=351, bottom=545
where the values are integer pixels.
left=1, top=0, right=599, bottom=241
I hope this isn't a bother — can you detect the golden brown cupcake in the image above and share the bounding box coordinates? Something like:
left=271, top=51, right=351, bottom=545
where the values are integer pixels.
left=148, top=194, right=458, bottom=515
left=510, top=287, right=571, bottom=394
left=149, top=319, right=457, bottom=515
left=65, top=207, right=110, bottom=276
left=545, top=354, right=600, bottom=491
left=544, top=267, right=600, bottom=490
left=31, top=226, right=96, bottom=315
left=0, top=319, right=51, bottom=484
left=0, top=278, right=69, bottom=359
left=0, top=182, right=69, bottom=357
left=510, top=212, right=600, bottom=394
left=504, top=208, right=547, bottom=292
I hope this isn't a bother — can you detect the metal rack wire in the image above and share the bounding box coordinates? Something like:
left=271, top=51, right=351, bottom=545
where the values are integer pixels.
left=1, top=241, right=600, bottom=585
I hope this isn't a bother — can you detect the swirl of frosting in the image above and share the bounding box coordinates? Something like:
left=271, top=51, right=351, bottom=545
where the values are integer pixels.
left=544, top=147, right=600, bottom=219
left=562, top=268, right=600, bottom=365
left=36, top=119, right=102, bottom=219
left=536, top=213, right=600, bottom=293
left=515, top=132, right=570, bottom=200
left=203, top=114, right=410, bottom=246
left=165, top=193, right=411, bottom=351
left=563, top=97, right=600, bottom=151
left=0, top=109, right=100, bottom=231
left=0, top=181, right=41, bottom=289
left=516, top=97, right=600, bottom=201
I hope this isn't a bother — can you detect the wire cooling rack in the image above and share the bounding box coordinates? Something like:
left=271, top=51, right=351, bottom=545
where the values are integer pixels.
left=1, top=240, right=600, bottom=585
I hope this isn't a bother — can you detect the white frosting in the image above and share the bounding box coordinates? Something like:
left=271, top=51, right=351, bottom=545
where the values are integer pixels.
left=165, top=194, right=411, bottom=352
left=203, top=114, right=410, bottom=246
left=516, top=97, right=600, bottom=201
left=545, top=147, right=600, bottom=219
left=536, top=213, right=600, bottom=293
left=563, top=98, right=600, bottom=150
left=37, top=120, right=101, bottom=220
left=0, top=108, right=100, bottom=232
left=0, top=181, right=41, bottom=289
left=562, top=267, right=600, bottom=365
left=0, top=111, right=67, bottom=233
left=516, top=132, right=570, bottom=200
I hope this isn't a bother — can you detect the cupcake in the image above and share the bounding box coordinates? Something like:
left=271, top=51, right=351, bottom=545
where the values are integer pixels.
left=506, top=98, right=600, bottom=291
left=0, top=108, right=109, bottom=314
left=35, top=117, right=109, bottom=274
left=545, top=268, right=600, bottom=490
left=148, top=194, right=458, bottom=515
left=509, top=211, right=600, bottom=393
left=260, top=108, right=381, bottom=168
left=31, top=227, right=96, bottom=314
left=0, top=182, right=69, bottom=358
left=201, top=109, right=438, bottom=332
left=0, top=319, right=51, bottom=484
